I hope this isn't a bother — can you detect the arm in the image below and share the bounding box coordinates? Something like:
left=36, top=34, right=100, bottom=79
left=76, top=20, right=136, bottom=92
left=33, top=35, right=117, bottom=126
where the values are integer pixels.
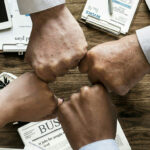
left=17, top=0, right=66, bottom=14
left=79, top=34, right=150, bottom=95
left=58, top=85, right=118, bottom=150
left=0, top=94, right=10, bottom=127
left=17, top=1, right=87, bottom=82
left=0, top=72, right=62, bottom=128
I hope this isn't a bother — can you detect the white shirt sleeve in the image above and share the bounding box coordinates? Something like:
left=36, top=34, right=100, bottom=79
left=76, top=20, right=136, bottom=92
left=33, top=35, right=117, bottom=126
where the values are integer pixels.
left=17, top=0, right=66, bottom=14
left=79, top=139, right=119, bottom=150
left=136, top=26, right=150, bottom=64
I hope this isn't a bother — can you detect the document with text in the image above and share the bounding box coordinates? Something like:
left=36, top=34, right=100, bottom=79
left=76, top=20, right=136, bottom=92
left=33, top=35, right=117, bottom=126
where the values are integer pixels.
left=18, top=119, right=131, bottom=150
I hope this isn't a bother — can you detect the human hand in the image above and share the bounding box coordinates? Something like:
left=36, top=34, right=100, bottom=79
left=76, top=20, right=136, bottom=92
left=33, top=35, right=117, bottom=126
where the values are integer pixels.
left=79, top=34, right=150, bottom=95
left=58, top=85, right=117, bottom=150
left=26, top=5, right=87, bottom=82
left=0, top=72, right=62, bottom=127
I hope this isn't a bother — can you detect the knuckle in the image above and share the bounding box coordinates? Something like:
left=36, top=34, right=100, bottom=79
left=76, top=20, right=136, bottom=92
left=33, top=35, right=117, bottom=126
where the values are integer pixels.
left=32, top=62, right=46, bottom=73
left=111, top=79, right=129, bottom=96
left=117, top=88, right=129, bottom=96
left=50, top=60, right=58, bottom=69
left=92, top=85, right=106, bottom=96
left=63, top=56, right=72, bottom=65
left=79, top=48, right=87, bottom=58
left=70, top=93, right=80, bottom=100
left=58, top=102, right=70, bottom=114
left=37, top=63, right=46, bottom=71
left=75, top=47, right=87, bottom=60
left=94, top=63, right=106, bottom=74
left=87, top=50, right=95, bottom=59
left=80, top=86, right=90, bottom=97
left=51, top=60, right=68, bottom=76
left=92, top=64, right=99, bottom=72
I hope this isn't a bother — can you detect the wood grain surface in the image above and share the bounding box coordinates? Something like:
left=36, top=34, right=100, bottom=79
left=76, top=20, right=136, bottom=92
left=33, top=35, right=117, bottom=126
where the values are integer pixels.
left=0, top=0, right=150, bottom=149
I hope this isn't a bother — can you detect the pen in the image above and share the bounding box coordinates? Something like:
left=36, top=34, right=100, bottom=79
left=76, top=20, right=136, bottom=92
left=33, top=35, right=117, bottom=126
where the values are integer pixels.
left=108, top=0, right=113, bottom=15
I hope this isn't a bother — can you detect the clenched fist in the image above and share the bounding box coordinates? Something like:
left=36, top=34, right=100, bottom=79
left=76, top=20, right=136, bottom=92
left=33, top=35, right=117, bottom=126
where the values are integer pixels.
left=26, top=5, right=87, bottom=82
left=58, top=85, right=117, bottom=150
left=0, top=72, right=62, bottom=127
left=80, top=35, right=150, bottom=95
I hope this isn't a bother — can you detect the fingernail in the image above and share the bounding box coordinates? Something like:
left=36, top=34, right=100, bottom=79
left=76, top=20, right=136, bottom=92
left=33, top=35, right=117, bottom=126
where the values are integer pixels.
left=58, top=98, right=64, bottom=105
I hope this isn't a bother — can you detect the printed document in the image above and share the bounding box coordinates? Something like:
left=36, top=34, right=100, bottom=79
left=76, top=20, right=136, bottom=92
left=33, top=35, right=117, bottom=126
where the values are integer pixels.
left=18, top=119, right=131, bottom=150
left=0, top=0, right=32, bottom=50
left=81, top=0, right=140, bottom=35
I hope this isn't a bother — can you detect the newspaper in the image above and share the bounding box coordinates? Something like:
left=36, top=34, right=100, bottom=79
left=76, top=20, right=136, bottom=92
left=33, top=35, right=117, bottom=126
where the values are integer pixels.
left=18, top=119, right=131, bottom=150
left=18, top=119, right=71, bottom=150
left=0, top=148, right=23, bottom=150
left=81, top=0, right=140, bottom=35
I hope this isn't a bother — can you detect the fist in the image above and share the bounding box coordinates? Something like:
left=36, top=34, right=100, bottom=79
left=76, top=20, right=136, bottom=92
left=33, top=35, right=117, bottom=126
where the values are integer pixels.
left=79, top=35, right=150, bottom=95
left=26, top=5, right=87, bottom=82
left=58, top=85, right=117, bottom=150
left=0, top=72, right=62, bottom=127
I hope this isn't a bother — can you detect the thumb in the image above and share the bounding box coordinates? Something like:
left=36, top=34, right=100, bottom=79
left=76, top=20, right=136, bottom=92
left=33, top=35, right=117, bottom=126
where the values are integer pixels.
left=79, top=55, right=89, bottom=73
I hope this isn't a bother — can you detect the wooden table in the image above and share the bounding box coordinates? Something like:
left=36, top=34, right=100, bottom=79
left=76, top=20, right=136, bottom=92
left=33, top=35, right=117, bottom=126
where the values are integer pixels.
left=0, top=0, right=150, bottom=149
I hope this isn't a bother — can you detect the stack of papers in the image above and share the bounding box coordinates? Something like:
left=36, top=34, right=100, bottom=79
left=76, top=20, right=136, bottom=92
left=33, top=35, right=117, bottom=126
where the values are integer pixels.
left=81, top=0, right=140, bottom=35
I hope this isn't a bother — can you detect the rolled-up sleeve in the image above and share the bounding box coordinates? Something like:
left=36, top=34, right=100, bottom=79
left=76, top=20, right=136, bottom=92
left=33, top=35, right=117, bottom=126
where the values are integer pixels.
left=80, top=139, right=119, bottom=150
left=17, top=0, right=66, bottom=14
left=136, top=26, right=150, bottom=64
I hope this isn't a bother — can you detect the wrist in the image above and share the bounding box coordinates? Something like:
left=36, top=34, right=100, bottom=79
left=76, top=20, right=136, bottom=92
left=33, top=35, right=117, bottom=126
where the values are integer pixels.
left=0, top=90, right=15, bottom=127
left=31, top=4, right=67, bottom=27
left=121, top=34, right=150, bottom=74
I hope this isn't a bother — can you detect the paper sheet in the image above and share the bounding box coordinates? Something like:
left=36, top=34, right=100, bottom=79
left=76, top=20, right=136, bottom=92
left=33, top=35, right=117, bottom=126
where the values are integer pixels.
left=0, top=0, right=32, bottom=50
left=146, top=0, right=150, bottom=10
left=81, top=0, right=140, bottom=34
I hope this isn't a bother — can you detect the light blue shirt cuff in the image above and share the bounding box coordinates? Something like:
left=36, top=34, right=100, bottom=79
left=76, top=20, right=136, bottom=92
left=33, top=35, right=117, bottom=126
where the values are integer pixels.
left=136, top=26, right=150, bottom=64
left=79, top=139, right=119, bottom=150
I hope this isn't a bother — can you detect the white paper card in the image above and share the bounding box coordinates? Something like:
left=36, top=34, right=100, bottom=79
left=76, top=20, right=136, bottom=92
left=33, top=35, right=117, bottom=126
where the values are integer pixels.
left=0, top=0, right=32, bottom=50
left=146, top=0, right=150, bottom=10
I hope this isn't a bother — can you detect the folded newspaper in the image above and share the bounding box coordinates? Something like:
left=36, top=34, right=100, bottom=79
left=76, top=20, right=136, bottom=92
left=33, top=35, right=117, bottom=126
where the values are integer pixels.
left=18, top=119, right=131, bottom=150
left=0, top=148, right=22, bottom=150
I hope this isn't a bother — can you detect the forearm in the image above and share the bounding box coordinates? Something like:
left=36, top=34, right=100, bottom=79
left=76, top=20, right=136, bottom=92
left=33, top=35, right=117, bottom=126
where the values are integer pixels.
left=120, top=34, right=150, bottom=74
left=0, top=90, right=13, bottom=127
